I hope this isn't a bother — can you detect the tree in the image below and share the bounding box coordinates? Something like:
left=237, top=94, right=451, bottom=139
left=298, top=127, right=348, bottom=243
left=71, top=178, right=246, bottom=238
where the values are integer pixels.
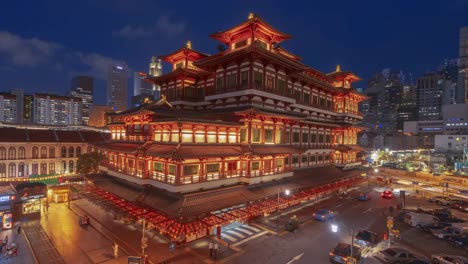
left=77, top=152, right=105, bottom=174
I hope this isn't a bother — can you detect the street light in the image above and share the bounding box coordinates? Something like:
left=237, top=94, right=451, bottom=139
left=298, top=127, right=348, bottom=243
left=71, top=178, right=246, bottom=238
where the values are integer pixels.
left=374, top=168, right=379, bottom=173
left=330, top=222, right=355, bottom=262
left=277, top=187, right=290, bottom=228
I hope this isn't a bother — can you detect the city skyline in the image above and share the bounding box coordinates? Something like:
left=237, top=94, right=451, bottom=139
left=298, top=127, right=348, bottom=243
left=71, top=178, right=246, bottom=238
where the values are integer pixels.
left=1, top=1, right=467, bottom=105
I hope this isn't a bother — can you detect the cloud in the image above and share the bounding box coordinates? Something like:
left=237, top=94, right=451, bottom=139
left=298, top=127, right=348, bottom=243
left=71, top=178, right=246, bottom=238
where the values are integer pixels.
left=0, top=31, right=61, bottom=66
left=113, top=15, right=185, bottom=39
left=77, top=52, right=128, bottom=79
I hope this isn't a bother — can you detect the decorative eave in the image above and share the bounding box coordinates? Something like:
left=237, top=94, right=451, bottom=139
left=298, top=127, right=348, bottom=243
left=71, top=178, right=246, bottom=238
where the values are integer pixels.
left=159, top=46, right=209, bottom=64
left=145, top=67, right=211, bottom=85
left=272, top=46, right=301, bottom=61
left=210, top=13, right=292, bottom=45
left=150, top=118, right=242, bottom=127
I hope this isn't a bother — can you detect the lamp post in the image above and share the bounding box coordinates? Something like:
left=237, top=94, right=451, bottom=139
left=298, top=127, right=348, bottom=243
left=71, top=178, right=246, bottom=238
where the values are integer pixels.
left=141, top=219, right=147, bottom=256
left=331, top=223, right=355, bottom=263
left=277, top=188, right=290, bottom=228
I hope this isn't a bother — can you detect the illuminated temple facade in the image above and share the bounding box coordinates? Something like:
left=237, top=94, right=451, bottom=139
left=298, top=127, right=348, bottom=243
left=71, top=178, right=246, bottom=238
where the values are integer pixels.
left=98, top=14, right=366, bottom=193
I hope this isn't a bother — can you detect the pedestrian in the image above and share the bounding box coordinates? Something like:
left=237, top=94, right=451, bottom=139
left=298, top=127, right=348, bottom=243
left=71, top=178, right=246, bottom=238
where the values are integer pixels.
left=213, top=243, right=219, bottom=259
left=208, top=241, right=213, bottom=257
left=16, top=223, right=21, bottom=235
left=112, top=243, right=119, bottom=259
left=45, top=200, right=49, bottom=212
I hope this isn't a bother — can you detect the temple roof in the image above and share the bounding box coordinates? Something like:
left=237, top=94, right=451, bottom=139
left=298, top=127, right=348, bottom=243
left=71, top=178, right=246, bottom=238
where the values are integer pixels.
left=327, top=65, right=362, bottom=82
left=272, top=45, right=301, bottom=61
left=159, top=44, right=209, bottom=64
left=145, top=67, right=210, bottom=84
left=210, top=13, right=292, bottom=45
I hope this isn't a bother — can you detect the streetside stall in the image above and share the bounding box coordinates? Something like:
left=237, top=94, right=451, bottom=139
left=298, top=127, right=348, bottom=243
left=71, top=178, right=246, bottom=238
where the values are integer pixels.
left=15, top=182, right=47, bottom=220
left=0, top=185, right=17, bottom=229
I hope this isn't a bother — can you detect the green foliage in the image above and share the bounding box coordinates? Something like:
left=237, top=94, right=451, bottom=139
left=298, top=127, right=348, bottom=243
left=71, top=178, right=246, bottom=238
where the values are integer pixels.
left=76, top=152, right=105, bottom=175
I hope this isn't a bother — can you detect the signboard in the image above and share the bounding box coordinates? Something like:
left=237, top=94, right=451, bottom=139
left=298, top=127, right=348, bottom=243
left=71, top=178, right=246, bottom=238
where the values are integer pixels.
left=21, top=194, right=46, bottom=201
left=387, top=216, right=394, bottom=229
left=141, top=237, right=148, bottom=249
left=128, top=256, right=141, bottom=264
left=0, top=196, right=10, bottom=202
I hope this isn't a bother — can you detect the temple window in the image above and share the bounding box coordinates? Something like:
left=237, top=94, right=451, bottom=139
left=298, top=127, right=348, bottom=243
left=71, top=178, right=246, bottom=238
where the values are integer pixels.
left=234, top=39, right=247, bottom=49
left=228, top=132, right=236, bottom=143
left=285, top=157, right=289, bottom=165
left=162, top=130, right=170, bottom=142
left=292, top=131, right=300, bottom=143
left=294, top=90, right=301, bottom=102
left=310, top=133, right=316, bottom=143
left=325, top=154, right=330, bottom=161
left=326, top=135, right=331, bottom=143
left=275, top=159, right=283, bottom=168
left=168, top=164, right=176, bottom=176
left=171, top=130, right=179, bottom=143
left=154, top=162, right=164, bottom=172
left=257, top=41, right=267, bottom=50
left=182, top=130, right=193, bottom=143
left=304, top=93, right=310, bottom=105
left=240, top=128, right=247, bottom=143
left=284, top=131, right=290, bottom=144
left=302, top=132, right=309, bottom=144
left=241, top=71, right=249, bottom=88
left=175, top=62, right=183, bottom=69
left=266, top=75, right=274, bottom=89
left=154, top=130, right=162, bottom=141
left=275, top=128, right=283, bottom=144
left=218, top=131, right=227, bottom=143
left=195, top=131, right=205, bottom=143
left=227, top=73, right=237, bottom=89
left=277, top=79, right=285, bottom=95
left=311, top=155, right=316, bottom=162
left=251, top=127, right=261, bottom=143
left=320, top=97, right=325, bottom=107
left=264, top=127, right=274, bottom=143
left=301, top=155, right=308, bottom=164
left=313, top=95, right=318, bottom=105
left=254, top=71, right=263, bottom=88
left=206, top=163, right=220, bottom=174
left=251, top=161, right=260, bottom=171
left=207, top=132, right=216, bottom=143
left=319, top=134, right=324, bottom=143
left=292, top=155, right=299, bottom=165
left=183, top=165, right=199, bottom=176
left=318, top=155, right=323, bottom=162
left=216, top=76, right=223, bottom=91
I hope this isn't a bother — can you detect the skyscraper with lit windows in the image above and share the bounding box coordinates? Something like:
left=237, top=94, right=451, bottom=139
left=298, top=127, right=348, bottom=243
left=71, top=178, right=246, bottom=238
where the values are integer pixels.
left=106, top=63, right=128, bottom=111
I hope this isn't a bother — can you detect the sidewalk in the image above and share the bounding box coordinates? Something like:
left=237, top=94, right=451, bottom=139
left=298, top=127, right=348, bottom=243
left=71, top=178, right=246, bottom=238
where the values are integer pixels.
left=0, top=226, right=37, bottom=264
left=22, top=220, right=65, bottom=263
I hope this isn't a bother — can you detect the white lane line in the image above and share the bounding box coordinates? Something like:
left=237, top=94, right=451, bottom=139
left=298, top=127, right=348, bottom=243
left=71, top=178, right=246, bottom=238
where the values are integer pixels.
left=236, top=227, right=253, bottom=235
left=221, top=233, right=237, bottom=242
left=226, top=230, right=245, bottom=238
left=286, top=253, right=304, bottom=264
left=231, top=230, right=268, bottom=247
left=242, top=225, right=261, bottom=232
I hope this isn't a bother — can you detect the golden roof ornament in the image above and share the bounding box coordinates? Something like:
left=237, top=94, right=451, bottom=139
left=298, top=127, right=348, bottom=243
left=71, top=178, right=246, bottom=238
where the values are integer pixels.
left=336, top=64, right=341, bottom=72
left=186, top=40, right=192, bottom=49
left=248, top=12, right=255, bottom=20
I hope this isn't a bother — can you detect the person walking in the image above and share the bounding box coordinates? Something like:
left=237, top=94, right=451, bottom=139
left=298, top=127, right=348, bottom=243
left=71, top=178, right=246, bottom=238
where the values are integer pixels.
left=16, top=223, right=21, bottom=235
left=208, top=241, right=213, bottom=257
left=213, top=243, right=219, bottom=259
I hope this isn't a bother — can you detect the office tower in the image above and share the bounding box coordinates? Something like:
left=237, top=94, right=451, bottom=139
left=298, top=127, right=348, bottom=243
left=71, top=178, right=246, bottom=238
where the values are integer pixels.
left=9, top=89, right=24, bottom=124
left=459, top=27, right=468, bottom=103
left=396, top=85, right=417, bottom=131
left=149, top=56, right=163, bottom=99
left=106, top=63, right=128, bottom=111
left=416, top=72, right=445, bottom=121
left=0, top=92, right=17, bottom=123
left=34, top=94, right=82, bottom=126
left=70, top=76, right=94, bottom=125
left=131, top=72, right=154, bottom=107
left=23, top=95, right=33, bottom=124
left=441, top=59, right=459, bottom=105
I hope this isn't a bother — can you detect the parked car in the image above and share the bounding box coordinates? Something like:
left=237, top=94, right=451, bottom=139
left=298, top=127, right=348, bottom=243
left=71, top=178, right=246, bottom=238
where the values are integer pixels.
left=381, top=190, right=393, bottom=199
left=357, top=193, right=371, bottom=201
left=404, top=212, right=440, bottom=228
left=376, top=248, right=419, bottom=263
left=313, top=209, right=335, bottom=222
left=431, top=254, right=468, bottom=264
left=431, top=226, right=465, bottom=240
left=329, top=243, right=361, bottom=264
left=450, top=200, right=467, bottom=210
left=407, top=260, right=430, bottom=264
left=421, top=222, right=452, bottom=232
left=449, top=234, right=468, bottom=248
left=459, top=202, right=468, bottom=213
left=353, top=230, right=378, bottom=248
left=428, top=196, right=444, bottom=203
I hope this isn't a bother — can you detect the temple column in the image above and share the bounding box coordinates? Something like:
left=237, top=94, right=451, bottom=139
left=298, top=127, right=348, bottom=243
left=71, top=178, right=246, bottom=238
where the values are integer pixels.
left=178, top=124, right=182, bottom=143
left=260, top=121, right=265, bottom=144
left=247, top=121, right=252, bottom=144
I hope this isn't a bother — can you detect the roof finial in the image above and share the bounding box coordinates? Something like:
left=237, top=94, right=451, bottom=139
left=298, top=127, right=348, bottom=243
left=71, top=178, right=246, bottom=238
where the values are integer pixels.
left=336, top=64, right=341, bottom=72
left=248, top=12, right=255, bottom=20
left=186, top=40, right=192, bottom=49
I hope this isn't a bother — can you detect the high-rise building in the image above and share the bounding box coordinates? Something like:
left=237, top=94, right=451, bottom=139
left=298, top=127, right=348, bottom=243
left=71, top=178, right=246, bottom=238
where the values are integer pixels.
left=88, top=105, right=114, bottom=127
left=106, top=63, right=128, bottom=111
left=416, top=72, right=445, bottom=121
left=0, top=92, right=17, bottom=123
left=70, top=76, right=93, bottom=125
left=396, top=85, right=417, bottom=131
left=131, top=72, right=155, bottom=107
left=9, top=89, right=24, bottom=124
left=34, top=94, right=82, bottom=126
left=441, top=59, right=459, bottom=105
left=458, top=27, right=468, bottom=103
left=23, top=94, right=33, bottom=124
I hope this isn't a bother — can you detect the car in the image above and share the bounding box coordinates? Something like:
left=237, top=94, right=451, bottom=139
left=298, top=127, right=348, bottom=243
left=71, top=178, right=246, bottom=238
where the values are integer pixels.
left=313, top=209, right=335, bottom=222
left=376, top=248, right=419, bottom=263
left=458, top=202, right=468, bottom=213
left=421, top=222, right=452, bottom=232
left=431, top=226, right=464, bottom=240
left=438, top=198, right=455, bottom=206
left=431, top=254, right=468, bottom=264
left=381, top=190, right=393, bottom=199
left=428, top=196, right=444, bottom=203
left=354, top=230, right=378, bottom=248
left=407, top=260, right=430, bottom=264
left=450, top=200, right=466, bottom=210
left=357, top=193, right=371, bottom=201
left=329, top=243, right=361, bottom=264
left=449, top=234, right=468, bottom=248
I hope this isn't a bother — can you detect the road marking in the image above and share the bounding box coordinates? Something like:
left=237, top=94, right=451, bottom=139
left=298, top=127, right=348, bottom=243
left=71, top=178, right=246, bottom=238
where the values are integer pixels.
left=286, top=253, right=304, bottom=264
left=221, top=233, right=237, bottom=242
left=226, top=230, right=245, bottom=238
left=363, top=208, right=373, bottom=213
left=279, top=230, right=289, bottom=236
left=231, top=230, right=268, bottom=247
left=243, top=225, right=261, bottom=232
left=236, top=227, right=253, bottom=235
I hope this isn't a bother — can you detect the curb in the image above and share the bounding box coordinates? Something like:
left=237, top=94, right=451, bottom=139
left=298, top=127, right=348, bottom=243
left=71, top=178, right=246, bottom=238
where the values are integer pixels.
left=21, top=227, right=39, bottom=264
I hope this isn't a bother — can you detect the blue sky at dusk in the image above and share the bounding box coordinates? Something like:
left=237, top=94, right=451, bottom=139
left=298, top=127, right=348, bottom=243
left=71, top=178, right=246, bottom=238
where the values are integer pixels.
left=1, top=0, right=467, bottom=105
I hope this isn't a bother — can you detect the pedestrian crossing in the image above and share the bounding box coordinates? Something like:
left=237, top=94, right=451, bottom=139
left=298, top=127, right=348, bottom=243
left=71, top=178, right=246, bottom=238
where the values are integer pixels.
left=221, top=224, right=265, bottom=245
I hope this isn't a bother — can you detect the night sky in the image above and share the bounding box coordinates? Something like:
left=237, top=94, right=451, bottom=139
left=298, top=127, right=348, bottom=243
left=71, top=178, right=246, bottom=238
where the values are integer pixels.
left=1, top=0, right=467, bottom=105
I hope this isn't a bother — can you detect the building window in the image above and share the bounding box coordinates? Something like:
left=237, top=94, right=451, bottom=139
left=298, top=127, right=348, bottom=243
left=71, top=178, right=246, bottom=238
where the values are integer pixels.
left=275, top=129, right=283, bottom=144
left=49, top=147, right=55, bottom=158
left=0, top=148, right=5, bottom=160
left=301, top=155, right=308, bottom=163
left=275, top=159, right=283, bottom=168
left=183, top=165, right=198, bottom=176
left=182, top=131, right=193, bottom=143
left=252, top=127, right=261, bottom=143
left=234, top=39, right=247, bottom=49
left=195, top=132, right=205, bottom=143
left=216, top=77, right=223, bottom=91
left=0, top=164, right=6, bottom=177
left=325, top=135, right=331, bottom=143
left=325, top=154, right=330, bottom=161
left=292, top=155, right=299, bottom=164
left=154, top=162, right=164, bottom=172
left=69, top=147, right=74, bottom=158
left=318, top=135, right=324, bottom=143
left=277, top=79, right=285, bottom=95
left=227, top=74, right=237, bottom=89
left=241, top=71, right=249, bottom=87
left=18, top=163, right=25, bottom=177
left=311, top=155, right=316, bottom=162
left=302, top=133, right=309, bottom=144
left=292, top=132, right=300, bottom=143
left=49, top=163, right=55, bottom=174
left=206, top=163, right=220, bottom=173
left=18, top=147, right=25, bottom=159
left=318, top=155, right=323, bottom=161
left=207, top=132, right=216, bottom=143
left=251, top=161, right=260, bottom=170
left=254, top=71, right=263, bottom=88
left=171, top=131, right=179, bottom=143
left=264, top=128, right=274, bottom=143
left=257, top=41, right=267, bottom=49
left=8, top=163, right=15, bottom=177
left=69, top=160, right=74, bottom=172
left=76, top=147, right=81, bottom=156
left=303, top=93, right=310, bottom=105
left=8, top=147, right=16, bottom=160
left=61, top=147, right=67, bottom=158
left=175, top=62, right=183, bottom=69
left=40, top=147, right=47, bottom=159
left=285, top=131, right=290, bottom=144
left=266, top=76, right=274, bottom=89
left=240, top=128, right=247, bottom=143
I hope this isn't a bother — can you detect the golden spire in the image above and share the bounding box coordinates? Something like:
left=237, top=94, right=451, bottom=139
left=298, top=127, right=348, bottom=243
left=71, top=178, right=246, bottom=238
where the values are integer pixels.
left=336, top=64, right=341, bottom=72
left=186, top=40, right=192, bottom=49
left=248, top=12, right=255, bottom=19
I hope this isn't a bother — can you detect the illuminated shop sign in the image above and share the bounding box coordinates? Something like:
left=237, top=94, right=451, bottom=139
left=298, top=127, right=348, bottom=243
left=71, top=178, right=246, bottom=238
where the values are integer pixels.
left=0, top=196, right=10, bottom=202
left=21, top=194, right=46, bottom=201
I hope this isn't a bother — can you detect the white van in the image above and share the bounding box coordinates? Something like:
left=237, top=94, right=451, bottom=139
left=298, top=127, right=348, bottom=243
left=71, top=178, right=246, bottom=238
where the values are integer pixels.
left=404, top=212, right=440, bottom=228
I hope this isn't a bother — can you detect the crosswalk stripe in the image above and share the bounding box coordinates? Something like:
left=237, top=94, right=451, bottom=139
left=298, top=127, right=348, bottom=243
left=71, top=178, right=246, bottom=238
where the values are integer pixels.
left=236, top=227, right=253, bottom=235
left=221, top=233, right=237, bottom=242
left=242, top=225, right=261, bottom=232
left=232, top=230, right=268, bottom=247
left=226, top=230, right=245, bottom=238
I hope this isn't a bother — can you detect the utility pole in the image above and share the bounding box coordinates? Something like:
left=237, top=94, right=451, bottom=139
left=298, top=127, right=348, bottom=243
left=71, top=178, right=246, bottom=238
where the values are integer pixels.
left=141, top=219, right=147, bottom=256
